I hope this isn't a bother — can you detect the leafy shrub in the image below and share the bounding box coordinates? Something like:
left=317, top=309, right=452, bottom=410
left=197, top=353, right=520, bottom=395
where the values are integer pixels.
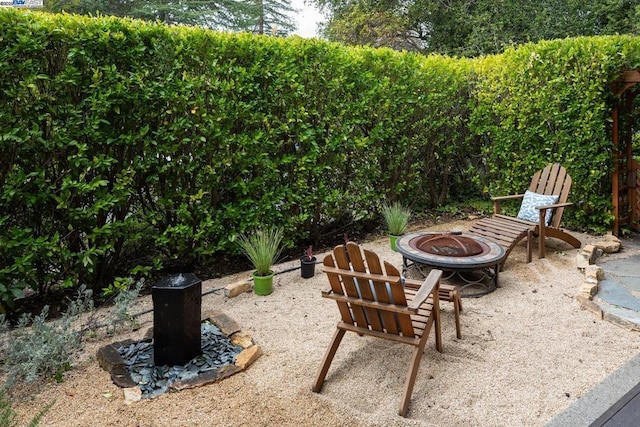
left=106, top=279, right=144, bottom=334
left=471, top=36, right=640, bottom=232
left=0, top=281, right=141, bottom=388
left=1, top=9, right=639, bottom=308
left=0, top=10, right=477, bottom=306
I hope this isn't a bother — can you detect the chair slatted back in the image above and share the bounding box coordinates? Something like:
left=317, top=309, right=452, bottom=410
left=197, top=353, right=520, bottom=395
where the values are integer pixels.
left=322, top=242, right=415, bottom=338
left=529, top=163, right=572, bottom=229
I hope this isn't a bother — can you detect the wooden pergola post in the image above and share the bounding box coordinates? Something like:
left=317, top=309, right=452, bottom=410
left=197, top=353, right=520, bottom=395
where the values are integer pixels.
left=611, top=69, right=640, bottom=236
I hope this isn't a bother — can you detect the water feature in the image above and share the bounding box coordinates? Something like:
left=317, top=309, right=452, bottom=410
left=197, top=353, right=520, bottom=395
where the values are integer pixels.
left=117, top=322, right=243, bottom=398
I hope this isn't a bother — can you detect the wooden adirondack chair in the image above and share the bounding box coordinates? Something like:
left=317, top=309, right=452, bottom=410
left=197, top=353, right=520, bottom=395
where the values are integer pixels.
left=469, top=163, right=581, bottom=264
left=312, top=242, right=445, bottom=417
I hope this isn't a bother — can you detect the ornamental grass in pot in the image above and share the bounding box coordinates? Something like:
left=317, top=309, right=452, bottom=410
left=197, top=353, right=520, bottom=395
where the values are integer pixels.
left=237, top=227, right=283, bottom=296
left=381, top=201, right=411, bottom=252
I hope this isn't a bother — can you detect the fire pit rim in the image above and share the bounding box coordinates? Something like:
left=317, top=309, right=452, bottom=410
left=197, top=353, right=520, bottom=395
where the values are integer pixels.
left=396, top=232, right=505, bottom=270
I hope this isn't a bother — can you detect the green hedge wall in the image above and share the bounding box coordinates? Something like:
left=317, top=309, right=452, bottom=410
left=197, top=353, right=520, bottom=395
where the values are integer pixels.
left=0, top=10, right=475, bottom=307
left=471, top=36, right=640, bottom=229
left=1, top=9, right=639, bottom=308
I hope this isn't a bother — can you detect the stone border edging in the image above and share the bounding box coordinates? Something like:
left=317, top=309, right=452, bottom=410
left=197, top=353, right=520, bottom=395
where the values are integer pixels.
left=575, top=235, right=629, bottom=328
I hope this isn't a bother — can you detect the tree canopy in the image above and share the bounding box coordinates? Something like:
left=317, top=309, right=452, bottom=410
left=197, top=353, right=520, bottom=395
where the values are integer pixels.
left=311, top=0, right=640, bottom=56
left=44, top=0, right=297, bottom=35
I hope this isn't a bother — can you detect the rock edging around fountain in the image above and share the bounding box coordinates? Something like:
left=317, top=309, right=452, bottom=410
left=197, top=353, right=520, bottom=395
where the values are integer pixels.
left=96, top=310, right=262, bottom=397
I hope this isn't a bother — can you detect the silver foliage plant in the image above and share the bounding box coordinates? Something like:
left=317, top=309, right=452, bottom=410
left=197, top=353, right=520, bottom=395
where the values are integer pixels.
left=1, top=285, right=94, bottom=384
left=0, top=280, right=142, bottom=386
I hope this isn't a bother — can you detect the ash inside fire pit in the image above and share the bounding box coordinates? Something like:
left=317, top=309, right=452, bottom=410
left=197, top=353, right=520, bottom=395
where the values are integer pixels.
left=412, top=233, right=486, bottom=257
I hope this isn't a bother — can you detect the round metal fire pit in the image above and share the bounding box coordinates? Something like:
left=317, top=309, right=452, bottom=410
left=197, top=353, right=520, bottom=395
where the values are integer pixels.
left=396, top=232, right=505, bottom=297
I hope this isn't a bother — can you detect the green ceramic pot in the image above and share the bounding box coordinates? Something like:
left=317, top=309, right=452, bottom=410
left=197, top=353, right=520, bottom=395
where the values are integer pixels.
left=253, top=271, right=274, bottom=295
left=390, top=235, right=400, bottom=252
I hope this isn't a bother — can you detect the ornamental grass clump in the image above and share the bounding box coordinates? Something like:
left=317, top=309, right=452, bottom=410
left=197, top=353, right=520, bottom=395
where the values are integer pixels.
left=382, top=202, right=412, bottom=236
left=237, top=227, right=284, bottom=277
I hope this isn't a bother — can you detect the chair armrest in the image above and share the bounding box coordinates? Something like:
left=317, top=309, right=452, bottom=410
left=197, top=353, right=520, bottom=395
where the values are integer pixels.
left=491, top=194, right=526, bottom=202
left=534, top=202, right=573, bottom=210
left=407, top=269, right=442, bottom=311
left=536, top=202, right=573, bottom=227
left=491, top=194, right=525, bottom=214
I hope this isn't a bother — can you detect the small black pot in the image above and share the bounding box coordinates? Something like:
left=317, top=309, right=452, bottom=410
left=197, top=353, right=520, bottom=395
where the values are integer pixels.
left=300, top=256, right=317, bottom=278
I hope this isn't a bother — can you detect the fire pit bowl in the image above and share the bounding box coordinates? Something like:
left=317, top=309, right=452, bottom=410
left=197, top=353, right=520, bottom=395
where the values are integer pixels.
left=397, top=232, right=505, bottom=297
left=409, top=234, right=488, bottom=257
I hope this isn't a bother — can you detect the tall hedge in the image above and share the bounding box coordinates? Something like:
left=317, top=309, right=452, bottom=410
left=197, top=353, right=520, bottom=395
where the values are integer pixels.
left=471, top=36, right=640, bottom=230
left=0, top=10, right=474, bottom=307
left=1, top=10, right=639, bottom=309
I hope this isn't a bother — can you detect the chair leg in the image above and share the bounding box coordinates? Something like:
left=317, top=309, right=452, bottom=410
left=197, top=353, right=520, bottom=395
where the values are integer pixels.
left=433, top=300, right=442, bottom=353
left=453, top=292, right=462, bottom=339
left=538, top=224, right=546, bottom=259
left=439, top=286, right=462, bottom=339
left=526, top=230, right=533, bottom=263
left=545, top=228, right=581, bottom=249
left=399, top=340, right=428, bottom=417
left=312, top=328, right=346, bottom=393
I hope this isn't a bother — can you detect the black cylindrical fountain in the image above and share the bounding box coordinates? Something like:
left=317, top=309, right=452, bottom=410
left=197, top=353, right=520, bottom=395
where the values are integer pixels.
left=152, top=273, right=202, bottom=366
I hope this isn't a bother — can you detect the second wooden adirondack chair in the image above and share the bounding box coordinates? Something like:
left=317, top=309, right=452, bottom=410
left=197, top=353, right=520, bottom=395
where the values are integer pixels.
left=469, top=163, right=581, bottom=265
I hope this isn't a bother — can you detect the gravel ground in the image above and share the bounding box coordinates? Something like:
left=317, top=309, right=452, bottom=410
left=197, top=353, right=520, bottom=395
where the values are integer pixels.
left=9, top=220, right=640, bottom=426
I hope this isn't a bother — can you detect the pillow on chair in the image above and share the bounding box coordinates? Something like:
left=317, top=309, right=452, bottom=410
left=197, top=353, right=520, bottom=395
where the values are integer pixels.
left=517, top=190, right=559, bottom=225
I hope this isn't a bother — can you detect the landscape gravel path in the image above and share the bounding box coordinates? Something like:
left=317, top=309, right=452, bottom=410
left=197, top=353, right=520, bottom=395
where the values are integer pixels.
left=11, top=220, right=640, bottom=426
